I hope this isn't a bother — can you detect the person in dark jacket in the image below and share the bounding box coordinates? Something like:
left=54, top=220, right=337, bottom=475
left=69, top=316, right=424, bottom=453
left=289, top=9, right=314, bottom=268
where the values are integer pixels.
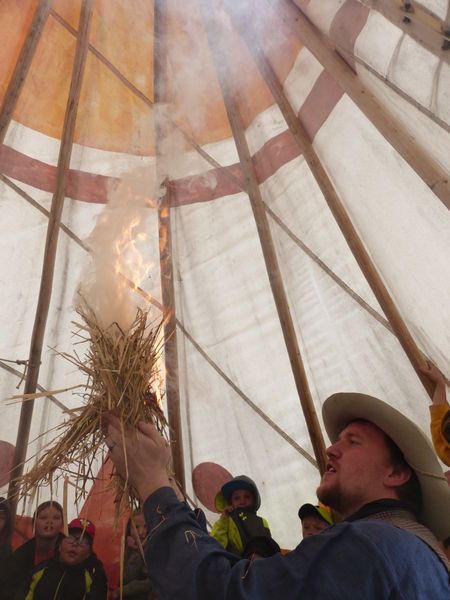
left=210, top=475, right=278, bottom=558
left=111, top=509, right=154, bottom=600
left=103, top=393, right=450, bottom=600
left=0, top=497, right=12, bottom=574
left=24, top=517, right=107, bottom=600
left=4, top=500, right=64, bottom=599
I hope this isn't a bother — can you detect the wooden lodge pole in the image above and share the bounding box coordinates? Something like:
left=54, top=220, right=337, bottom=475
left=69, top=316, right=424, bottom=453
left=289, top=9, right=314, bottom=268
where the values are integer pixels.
left=199, top=0, right=328, bottom=474
left=0, top=0, right=52, bottom=145
left=266, top=0, right=450, bottom=211
left=154, top=0, right=186, bottom=491
left=8, top=0, right=94, bottom=516
left=224, top=2, right=434, bottom=399
left=362, top=0, right=450, bottom=63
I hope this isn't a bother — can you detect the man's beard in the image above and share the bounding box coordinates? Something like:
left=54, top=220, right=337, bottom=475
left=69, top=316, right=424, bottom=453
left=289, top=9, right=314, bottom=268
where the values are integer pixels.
left=317, top=476, right=353, bottom=515
left=317, top=481, right=364, bottom=519
left=317, top=482, right=343, bottom=514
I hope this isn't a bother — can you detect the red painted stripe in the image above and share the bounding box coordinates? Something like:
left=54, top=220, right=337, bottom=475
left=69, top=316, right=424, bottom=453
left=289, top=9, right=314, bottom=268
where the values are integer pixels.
left=0, top=3, right=370, bottom=208
left=0, top=127, right=303, bottom=207
left=171, top=129, right=302, bottom=205
left=170, top=163, right=245, bottom=206
left=0, top=144, right=117, bottom=203
left=253, top=128, right=301, bottom=184
left=299, top=70, right=344, bottom=141
left=329, top=0, right=370, bottom=71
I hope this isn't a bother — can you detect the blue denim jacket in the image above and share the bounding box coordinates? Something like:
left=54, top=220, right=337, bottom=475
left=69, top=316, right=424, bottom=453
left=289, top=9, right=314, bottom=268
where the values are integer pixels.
left=144, top=488, right=449, bottom=599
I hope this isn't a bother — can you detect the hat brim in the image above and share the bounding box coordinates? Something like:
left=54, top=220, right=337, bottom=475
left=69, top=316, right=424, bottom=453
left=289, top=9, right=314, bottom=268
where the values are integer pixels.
left=221, top=479, right=254, bottom=500
left=68, top=526, right=94, bottom=542
left=298, top=503, right=333, bottom=525
left=322, top=392, right=450, bottom=540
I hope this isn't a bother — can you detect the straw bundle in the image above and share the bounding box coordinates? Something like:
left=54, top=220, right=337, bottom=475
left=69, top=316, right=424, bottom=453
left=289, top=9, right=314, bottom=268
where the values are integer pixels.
left=14, top=303, right=169, bottom=517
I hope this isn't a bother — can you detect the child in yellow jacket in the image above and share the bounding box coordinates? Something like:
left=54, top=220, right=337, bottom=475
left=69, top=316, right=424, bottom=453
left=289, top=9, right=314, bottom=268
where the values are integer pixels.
left=210, top=475, right=278, bottom=558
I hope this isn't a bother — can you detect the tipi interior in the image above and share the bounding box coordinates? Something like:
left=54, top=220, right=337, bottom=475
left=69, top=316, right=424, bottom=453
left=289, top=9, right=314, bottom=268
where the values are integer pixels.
left=0, top=0, right=449, bottom=584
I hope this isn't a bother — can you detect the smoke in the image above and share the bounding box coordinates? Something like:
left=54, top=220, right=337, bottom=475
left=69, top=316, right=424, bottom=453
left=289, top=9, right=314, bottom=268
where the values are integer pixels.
left=76, top=165, right=160, bottom=332
left=75, top=0, right=287, bottom=331
left=76, top=102, right=218, bottom=332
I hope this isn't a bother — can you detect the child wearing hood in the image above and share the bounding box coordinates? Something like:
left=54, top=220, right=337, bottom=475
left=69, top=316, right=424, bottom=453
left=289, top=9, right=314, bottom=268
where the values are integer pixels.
left=210, top=475, right=278, bottom=558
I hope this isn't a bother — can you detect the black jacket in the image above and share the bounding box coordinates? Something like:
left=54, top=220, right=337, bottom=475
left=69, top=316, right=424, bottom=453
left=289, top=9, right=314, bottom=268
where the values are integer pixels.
left=24, top=551, right=107, bottom=600
left=2, top=536, right=64, bottom=600
left=119, top=546, right=154, bottom=599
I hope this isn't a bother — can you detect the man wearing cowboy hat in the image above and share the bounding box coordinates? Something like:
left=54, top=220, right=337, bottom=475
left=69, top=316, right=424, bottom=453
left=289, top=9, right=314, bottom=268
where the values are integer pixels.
left=104, top=393, right=450, bottom=598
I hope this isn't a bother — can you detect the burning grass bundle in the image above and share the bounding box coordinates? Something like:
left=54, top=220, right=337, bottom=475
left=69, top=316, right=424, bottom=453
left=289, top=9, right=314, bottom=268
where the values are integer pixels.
left=13, top=303, right=169, bottom=518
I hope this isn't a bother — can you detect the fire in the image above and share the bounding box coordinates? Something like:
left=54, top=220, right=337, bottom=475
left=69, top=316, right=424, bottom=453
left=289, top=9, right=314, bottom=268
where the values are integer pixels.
left=152, top=321, right=168, bottom=409
left=114, top=215, right=153, bottom=292
left=153, top=370, right=164, bottom=408
left=105, top=184, right=168, bottom=403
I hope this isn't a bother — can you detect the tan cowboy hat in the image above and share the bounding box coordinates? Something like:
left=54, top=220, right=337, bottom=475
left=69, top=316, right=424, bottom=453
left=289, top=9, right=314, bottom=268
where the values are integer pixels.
left=322, top=392, right=450, bottom=540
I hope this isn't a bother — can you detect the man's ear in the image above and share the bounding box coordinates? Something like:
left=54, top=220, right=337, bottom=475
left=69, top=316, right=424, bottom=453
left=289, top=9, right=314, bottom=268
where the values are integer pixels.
left=383, top=463, right=412, bottom=489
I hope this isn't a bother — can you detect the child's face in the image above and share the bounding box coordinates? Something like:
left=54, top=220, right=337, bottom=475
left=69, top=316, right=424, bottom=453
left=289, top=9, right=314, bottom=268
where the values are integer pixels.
left=131, top=512, right=147, bottom=545
left=230, top=489, right=254, bottom=510
left=35, top=506, right=63, bottom=539
left=301, top=515, right=329, bottom=538
left=59, top=531, right=91, bottom=565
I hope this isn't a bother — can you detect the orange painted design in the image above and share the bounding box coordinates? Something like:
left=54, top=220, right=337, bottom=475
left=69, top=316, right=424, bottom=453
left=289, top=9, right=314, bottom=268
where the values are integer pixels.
left=11, top=515, right=33, bottom=552
left=0, top=0, right=37, bottom=97
left=1, top=0, right=302, bottom=155
left=80, top=459, right=125, bottom=591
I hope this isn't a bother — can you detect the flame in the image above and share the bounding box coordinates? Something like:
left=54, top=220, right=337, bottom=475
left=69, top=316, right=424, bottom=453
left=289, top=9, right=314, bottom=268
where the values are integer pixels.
left=148, top=341, right=166, bottom=410
left=114, top=213, right=152, bottom=292
left=154, top=371, right=164, bottom=408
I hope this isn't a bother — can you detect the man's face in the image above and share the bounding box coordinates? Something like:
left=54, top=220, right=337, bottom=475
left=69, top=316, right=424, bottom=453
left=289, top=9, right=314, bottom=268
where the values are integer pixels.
left=317, top=420, right=395, bottom=518
left=230, top=489, right=254, bottom=509
left=59, top=531, right=92, bottom=565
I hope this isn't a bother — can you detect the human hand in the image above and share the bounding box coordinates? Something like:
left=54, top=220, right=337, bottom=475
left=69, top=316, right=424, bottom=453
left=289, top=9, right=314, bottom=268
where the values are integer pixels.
left=221, top=504, right=233, bottom=518
left=104, top=414, right=171, bottom=502
left=419, top=361, right=447, bottom=405
left=420, top=361, right=445, bottom=384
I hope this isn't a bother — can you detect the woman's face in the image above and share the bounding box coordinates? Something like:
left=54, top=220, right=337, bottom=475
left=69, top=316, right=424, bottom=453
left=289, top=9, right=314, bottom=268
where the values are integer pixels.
left=35, top=506, right=63, bottom=540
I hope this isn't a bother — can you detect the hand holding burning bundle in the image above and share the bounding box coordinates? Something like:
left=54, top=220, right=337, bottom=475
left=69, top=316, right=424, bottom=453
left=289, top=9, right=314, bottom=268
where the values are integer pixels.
left=14, top=301, right=169, bottom=518
left=13, top=171, right=172, bottom=519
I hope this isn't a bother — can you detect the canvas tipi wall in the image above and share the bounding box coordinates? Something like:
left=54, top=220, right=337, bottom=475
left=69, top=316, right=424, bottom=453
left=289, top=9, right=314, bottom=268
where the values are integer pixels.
left=0, top=0, right=449, bottom=551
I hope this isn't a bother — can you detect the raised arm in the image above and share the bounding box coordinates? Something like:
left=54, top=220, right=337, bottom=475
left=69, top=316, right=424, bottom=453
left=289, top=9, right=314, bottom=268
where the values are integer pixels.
left=104, top=415, right=172, bottom=502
